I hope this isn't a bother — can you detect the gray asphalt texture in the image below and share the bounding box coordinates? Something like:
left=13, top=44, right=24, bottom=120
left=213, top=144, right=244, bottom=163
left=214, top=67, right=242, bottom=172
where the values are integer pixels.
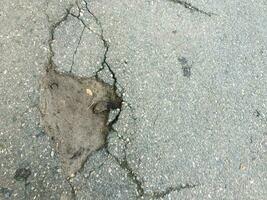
left=0, top=0, right=267, bottom=200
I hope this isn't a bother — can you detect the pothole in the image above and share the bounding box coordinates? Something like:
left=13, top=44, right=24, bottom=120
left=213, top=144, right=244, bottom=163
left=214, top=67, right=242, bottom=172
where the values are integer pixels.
left=39, top=68, right=122, bottom=177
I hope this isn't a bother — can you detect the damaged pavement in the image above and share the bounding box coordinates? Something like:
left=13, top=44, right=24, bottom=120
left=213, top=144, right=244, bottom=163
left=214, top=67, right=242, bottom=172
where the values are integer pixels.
left=0, top=0, right=267, bottom=199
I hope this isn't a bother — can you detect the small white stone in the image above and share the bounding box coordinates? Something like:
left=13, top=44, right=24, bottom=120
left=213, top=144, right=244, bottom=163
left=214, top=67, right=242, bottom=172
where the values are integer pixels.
left=70, top=173, right=75, bottom=178
left=86, top=88, right=93, bottom=96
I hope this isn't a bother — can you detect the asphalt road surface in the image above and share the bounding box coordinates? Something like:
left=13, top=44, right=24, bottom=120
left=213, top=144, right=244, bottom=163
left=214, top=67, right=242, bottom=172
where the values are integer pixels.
left=0, top=0, right=266, bottom=199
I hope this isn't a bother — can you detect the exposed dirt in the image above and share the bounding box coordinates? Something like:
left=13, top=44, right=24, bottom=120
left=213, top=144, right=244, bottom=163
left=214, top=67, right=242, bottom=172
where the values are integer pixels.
left=39, top=69, right=122, bottom=177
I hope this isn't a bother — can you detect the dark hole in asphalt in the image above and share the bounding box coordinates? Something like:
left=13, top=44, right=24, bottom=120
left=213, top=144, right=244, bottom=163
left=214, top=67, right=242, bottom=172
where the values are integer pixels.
left=178, top=57, right=192, bottom=78
left=39, top=69, right=122, bottom=177
left=14, top=168, right=31, bottom=181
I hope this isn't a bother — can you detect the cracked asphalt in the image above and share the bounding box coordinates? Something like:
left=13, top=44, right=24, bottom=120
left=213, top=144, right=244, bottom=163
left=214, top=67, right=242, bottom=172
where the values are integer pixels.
left=0, top=0, right=267, bottom=199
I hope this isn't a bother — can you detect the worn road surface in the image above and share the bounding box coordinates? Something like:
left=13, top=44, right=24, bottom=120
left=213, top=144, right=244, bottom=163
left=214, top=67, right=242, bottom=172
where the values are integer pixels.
left=0, top=0, right=266, bottom=199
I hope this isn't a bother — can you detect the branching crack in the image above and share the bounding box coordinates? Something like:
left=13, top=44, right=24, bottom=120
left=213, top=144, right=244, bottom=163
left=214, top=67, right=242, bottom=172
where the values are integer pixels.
left=167, top=0, right=214, bottom=17
left=84, top=0, right=118, bottom=88
left=46, top=6, right=80, bottom=200
left=70, top=0, right=123, bottom=132
left=103, top=111, right=198, bottom=200
left=71, top=0, right=118, bottom=88
left=104, top=144, right=145, bottom=198
left=105, top=136, right=198, bottom=200
left=104, top=102, right=144, bottom=198
left=45, top=2, right=199, bottom=200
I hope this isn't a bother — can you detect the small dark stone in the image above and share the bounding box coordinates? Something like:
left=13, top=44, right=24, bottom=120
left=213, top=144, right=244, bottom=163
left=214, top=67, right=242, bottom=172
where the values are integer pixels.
left=93, top=101, right=109, bottom=113
left=182, top=66, right=191, bottom=77
left=0, top=187, right=13, bottom=198
left=178, top=57, right=192, bottom=78
left=255, top=110, right=260, bottom=117
left=14, top=168, right=31, bottom=181
left=49, top=82, right=58, bottom=89
left=178, top=57, right=188, bottom=66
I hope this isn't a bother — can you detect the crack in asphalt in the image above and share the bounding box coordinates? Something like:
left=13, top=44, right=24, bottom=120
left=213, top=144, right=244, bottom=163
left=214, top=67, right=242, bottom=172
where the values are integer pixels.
left=84, top=0, right=118, bottom=89
left=46, top=2, right=124, bottom=198
left=104, top=141, right=145, bottom=198
left=71, top=0, right=118, bottom=89
left=46, top=2, right=198, bottom=200
left=105, top=102, right=145, bottom=198
left=104, top=101, right=198, bottom=199
left=47, top=0, right=123, bottom=130
left=98, top=97, right=144, bottom=197
left=167, top=0, right=214, bottom=16
left=150, top=183, right=198, bottom=199
left=70, top=0, right=123, bottom=133
left=46, top=7, right=78, bottom=200
left=66, top=178, right=77, bottom=200
left=70, top=25, right=86, bottom=73
left=106, top=136, right=198, bottom=199
left=46, top=7, right=72, bottom=71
